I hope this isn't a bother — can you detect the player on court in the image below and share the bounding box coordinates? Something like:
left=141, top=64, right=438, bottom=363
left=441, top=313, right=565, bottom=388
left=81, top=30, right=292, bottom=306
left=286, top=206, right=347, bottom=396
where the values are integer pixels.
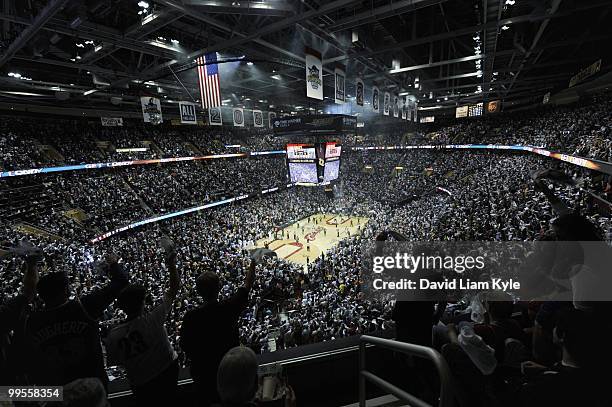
left=105, top=239, right=180, bottom=406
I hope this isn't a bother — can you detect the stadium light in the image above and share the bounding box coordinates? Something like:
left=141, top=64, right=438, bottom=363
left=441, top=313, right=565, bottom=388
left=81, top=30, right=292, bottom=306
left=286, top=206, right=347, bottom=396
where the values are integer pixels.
left=501, top=25, right=510, bottom=30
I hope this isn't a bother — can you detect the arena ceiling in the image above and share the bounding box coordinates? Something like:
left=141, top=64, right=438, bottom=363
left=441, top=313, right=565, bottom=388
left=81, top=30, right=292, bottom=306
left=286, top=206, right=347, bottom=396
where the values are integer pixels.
left=0, top=0, right=611, bottom=113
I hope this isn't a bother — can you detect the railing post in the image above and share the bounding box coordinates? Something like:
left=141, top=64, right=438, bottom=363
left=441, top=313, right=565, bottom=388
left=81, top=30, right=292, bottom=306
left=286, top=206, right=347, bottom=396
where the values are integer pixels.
left=359, top=340, right=366, bottom=407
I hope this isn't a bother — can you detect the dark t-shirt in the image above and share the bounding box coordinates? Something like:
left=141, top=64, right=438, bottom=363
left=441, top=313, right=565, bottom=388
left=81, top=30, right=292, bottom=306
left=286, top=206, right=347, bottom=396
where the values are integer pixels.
left=20, top=300, right=105, bottom=386
left=180, top=288, right=249, bottom=384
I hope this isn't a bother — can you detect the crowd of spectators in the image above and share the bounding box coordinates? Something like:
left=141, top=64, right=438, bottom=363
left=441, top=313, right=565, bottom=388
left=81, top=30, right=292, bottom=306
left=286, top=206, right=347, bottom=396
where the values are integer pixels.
left=428, top=91, right=612, bottom=161
left=1, top=94, right=611, bottom=406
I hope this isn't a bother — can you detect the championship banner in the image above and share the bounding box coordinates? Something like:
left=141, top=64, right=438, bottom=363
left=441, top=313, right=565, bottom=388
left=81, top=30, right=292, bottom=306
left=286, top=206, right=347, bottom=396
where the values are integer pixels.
left=383, top=92, right=390, bottom=116
left=208, top=107, right=222, bottom=126
left=305, top=48, right=323, bottom=100
left=334, top=65, right=346, bottom=104
left=101, top=117, right=123, bottom=127
left=413, top=105, right=417, bottom=122
left=356, top=78, right=364, bottom=106
left=372, top=86, right=380, bottom=113
left=232, top=107, right=245, bottom=127
left=268, top=112, right=277, bottom=128
left=393, top=95, right=399, bottom=118
left=401, top=104, right=407, bottom=120
left=179, top=102, right=197, bottom=124
left=141, top=96, right=163, bottom=123
left=253, top=110, right=264, bottom=127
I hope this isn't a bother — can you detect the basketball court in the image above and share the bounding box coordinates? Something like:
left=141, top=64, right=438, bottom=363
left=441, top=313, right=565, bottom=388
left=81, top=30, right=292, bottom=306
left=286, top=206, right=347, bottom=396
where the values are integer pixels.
left=254, top=213, right=368, bottom=267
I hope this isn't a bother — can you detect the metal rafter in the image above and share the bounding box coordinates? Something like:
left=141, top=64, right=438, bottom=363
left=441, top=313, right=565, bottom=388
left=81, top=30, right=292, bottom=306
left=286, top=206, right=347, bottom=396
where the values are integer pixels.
left=0, top=0, right=70, bottom=68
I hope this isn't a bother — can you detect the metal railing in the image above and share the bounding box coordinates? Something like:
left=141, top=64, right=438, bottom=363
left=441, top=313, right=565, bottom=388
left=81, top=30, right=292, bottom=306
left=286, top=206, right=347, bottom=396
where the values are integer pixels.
left=359, top=335, right=453, bottom=407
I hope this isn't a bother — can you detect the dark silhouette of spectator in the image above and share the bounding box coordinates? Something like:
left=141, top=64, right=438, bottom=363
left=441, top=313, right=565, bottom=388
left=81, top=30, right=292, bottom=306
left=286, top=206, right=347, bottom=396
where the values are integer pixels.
left=15, top=254, right=128, bottom=387
left=214, top=346, right=259, bottom=407
left=1, top=252, right=39, bottom=384
left=180, top=260, right=255, bottom=406
left=105, top=242, right=180, bottom=406
left=519, top=308, right=608, bottom=406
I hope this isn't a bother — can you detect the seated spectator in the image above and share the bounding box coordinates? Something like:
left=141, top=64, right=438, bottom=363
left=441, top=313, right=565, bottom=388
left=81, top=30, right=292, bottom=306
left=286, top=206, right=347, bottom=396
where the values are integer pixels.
left=215, top=346, right=259, bottom=407
left=518, top=308, right=608, bottom=406
left=474, top=292, right=526, bottom=363
left=105, top=241, right=180, bottom=406
left=57, top=377, right=109, bottom=407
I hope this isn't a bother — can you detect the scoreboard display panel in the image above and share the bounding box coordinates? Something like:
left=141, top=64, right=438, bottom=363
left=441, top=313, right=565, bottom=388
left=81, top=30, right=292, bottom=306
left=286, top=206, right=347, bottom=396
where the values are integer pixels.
left=288, top=162, right=318, bottom=184
left=323, top=159, right=340, bottom=182
left=286, top=142, right=342, bottom=185
left=325, top=142, right=342, bottom=159
left=287, top=143, right=316, bottom=160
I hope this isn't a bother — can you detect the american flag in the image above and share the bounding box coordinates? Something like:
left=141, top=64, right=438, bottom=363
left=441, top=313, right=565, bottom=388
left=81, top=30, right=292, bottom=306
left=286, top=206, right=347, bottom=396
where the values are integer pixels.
left=197, top=52, right=221, bottom=109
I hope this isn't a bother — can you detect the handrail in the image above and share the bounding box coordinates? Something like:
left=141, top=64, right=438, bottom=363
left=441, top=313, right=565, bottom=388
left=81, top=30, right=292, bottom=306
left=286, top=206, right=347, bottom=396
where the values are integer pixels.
left=359, top=335, right=453, bottom=407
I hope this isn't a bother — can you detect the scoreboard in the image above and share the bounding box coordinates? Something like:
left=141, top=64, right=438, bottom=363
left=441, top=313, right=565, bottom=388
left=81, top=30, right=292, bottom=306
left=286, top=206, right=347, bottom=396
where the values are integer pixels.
left=286, top=142, right=341, bottom=185
left=287, top=143, right=316, bottom=160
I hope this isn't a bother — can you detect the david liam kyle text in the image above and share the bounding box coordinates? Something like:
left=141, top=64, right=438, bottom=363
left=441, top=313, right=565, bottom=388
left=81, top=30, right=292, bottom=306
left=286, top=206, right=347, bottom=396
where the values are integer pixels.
left=372, top=278, right=521, bottom=291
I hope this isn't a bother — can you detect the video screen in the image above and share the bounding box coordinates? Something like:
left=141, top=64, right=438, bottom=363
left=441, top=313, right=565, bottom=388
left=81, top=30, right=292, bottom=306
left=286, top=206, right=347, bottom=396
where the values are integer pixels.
left=288, top=162, right=318, bottom=184
left=325, top=142, right=342, bottom=158
left=323, top=159, right=340, bottom=182
left=286, top=143, right=316, bottom=160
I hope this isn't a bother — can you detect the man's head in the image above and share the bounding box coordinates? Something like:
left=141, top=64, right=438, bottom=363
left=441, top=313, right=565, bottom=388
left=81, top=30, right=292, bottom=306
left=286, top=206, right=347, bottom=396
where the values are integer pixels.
left=61, top=377, right=108, bottom=407
left=117, top=284, right=147, bottom=317
left=217, top=346, right=258, bottom=405
left=196, top=271, right=220, bottom=301
left=37, top=272, right=69, bottom=306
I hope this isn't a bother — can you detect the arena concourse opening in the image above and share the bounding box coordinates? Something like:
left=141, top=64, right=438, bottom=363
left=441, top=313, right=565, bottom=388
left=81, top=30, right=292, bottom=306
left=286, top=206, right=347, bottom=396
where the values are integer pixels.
left=1, top=1, right=612, bottom=407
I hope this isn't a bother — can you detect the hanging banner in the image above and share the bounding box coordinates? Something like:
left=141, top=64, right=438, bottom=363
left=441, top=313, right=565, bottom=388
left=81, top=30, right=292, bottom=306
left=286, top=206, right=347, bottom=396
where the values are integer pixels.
left=413, top=105, right=417, bottom=122
left=356, top=78, right=364, bottom=106
left=253, top=110, right=264, bottom=127
left=334, top=65, right=346, bottom=104
left=140, top=96, right=163, bottom=123
left=268, top=112, right=277, bottom=128
left=233, top=108, right=245, bottom=127
left=383, top=92, right=390, bottom=116
left=372, top=86, right=380, bottom=113
left=101, top=117, right=123, bottom=127
left=179, top=102, right=197, bottom=124
left=393, top=95, right=399, bottom=118
left=208, top=106, right=222, bottom=126
left=401, top=103, right=407, bottom=120
left=305, top=48, right=323, bottom=100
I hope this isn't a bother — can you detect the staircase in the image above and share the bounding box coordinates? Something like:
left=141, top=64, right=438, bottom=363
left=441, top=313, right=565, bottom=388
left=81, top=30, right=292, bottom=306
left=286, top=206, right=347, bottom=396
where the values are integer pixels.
left=96, top=140, right=112, bottom=157
left=41, top=144, right=65, bottom=162
left=144, top=140, right=163, bottom=156
left=184, top=141, right=203, bottom=155
left=120, top=175, right=154, bottom=215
